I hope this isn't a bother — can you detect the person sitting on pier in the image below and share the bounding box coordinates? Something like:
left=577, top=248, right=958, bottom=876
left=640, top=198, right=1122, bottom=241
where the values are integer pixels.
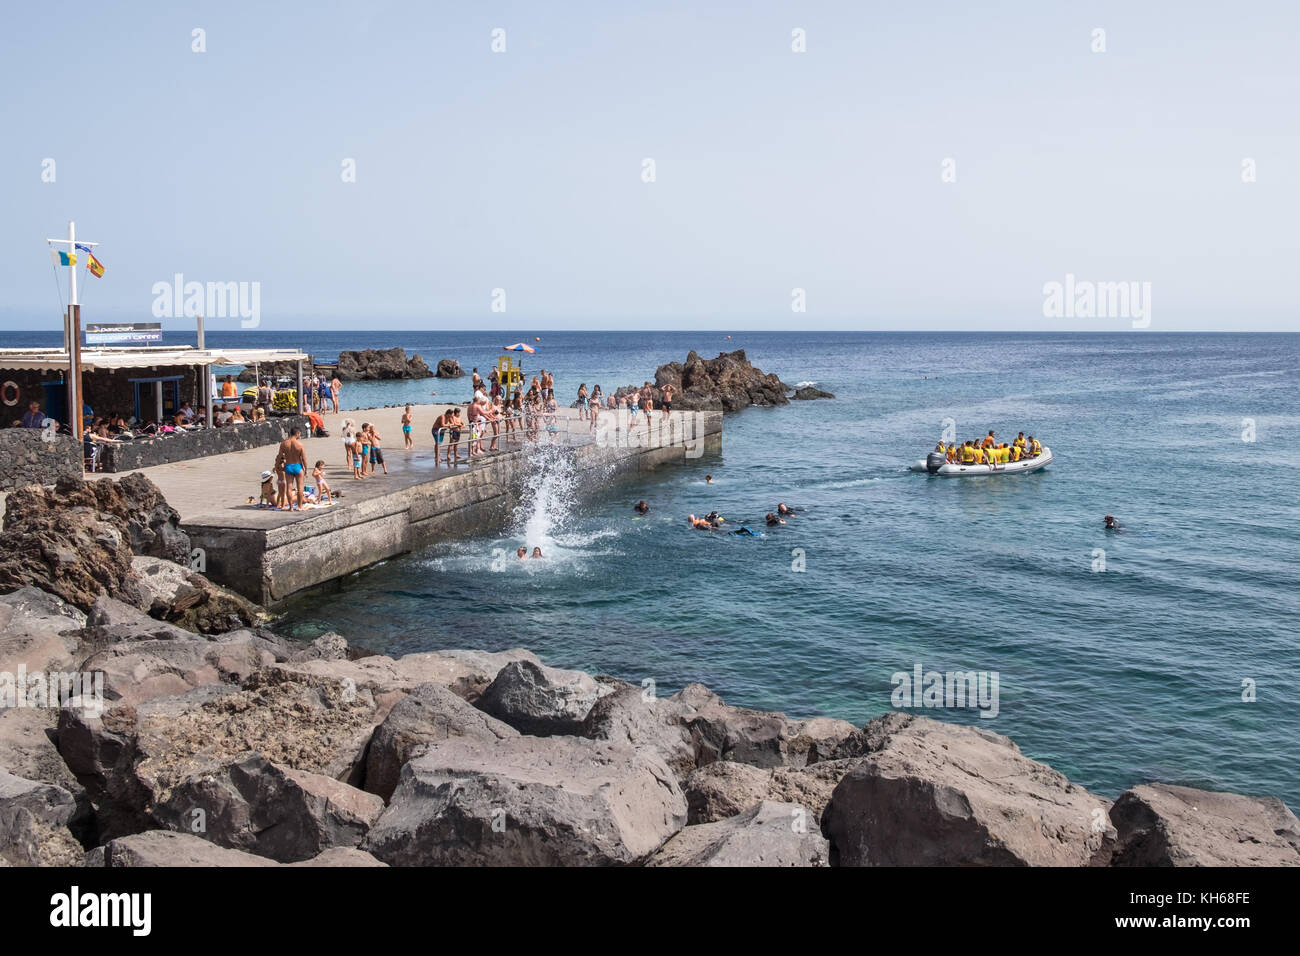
left=258, top=470, right=276, bottom=507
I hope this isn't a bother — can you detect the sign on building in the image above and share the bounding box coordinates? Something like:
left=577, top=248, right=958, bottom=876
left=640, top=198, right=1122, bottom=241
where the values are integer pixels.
left=85, top=322, right=163, bottom=345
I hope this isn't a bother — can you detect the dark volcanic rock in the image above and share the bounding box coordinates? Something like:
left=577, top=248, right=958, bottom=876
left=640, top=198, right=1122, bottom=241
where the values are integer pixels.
left=475, top=659, right=614, bottom=735
left=153, top=752, right=385, bottom=862
left=131, top=556, right=267, bottom=634
left=683, top=758, right=858, bottom=825
left=365, top=682, right=519, bottom=802
left=613, top=349, right=792, bottom=413
left=435, top=358, right=465, bottom=378
left=792, top=386, right=835, bottom=400
left=822, top=713, right=1116, bottom=866
left=336, top=348, right=432, bottom=381
left=363, top=735, right=686, bottom=866
left=0, top=477, right=147, bottom=612
left=647, top=800, right=829, bottom=867
left=1109, top=783, right=1300, bottom=867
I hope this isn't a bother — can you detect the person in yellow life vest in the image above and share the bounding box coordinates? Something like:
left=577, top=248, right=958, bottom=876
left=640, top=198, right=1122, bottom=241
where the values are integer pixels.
left=981, top=430, right=996, bottom=449
left=961, top=442, right=977, bottom=464
left=998, top=444, right=1010, bottom=463
left=1030, top=437, right=1043, bottom=456
left=1009, top=444, right=1022, bottom=462
left=1013, top=432, right=1026, bottom=451
left=946, top=443, right=958, bottom=463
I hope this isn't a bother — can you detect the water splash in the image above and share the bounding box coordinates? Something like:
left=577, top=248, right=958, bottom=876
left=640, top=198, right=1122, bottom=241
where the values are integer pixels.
left=512, top=444, right=581, bottom=551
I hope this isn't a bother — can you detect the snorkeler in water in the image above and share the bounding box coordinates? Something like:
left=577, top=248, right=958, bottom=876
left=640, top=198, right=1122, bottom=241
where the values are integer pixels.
left=635, top=500, right=649, bottom=514
left=704, top=510, right=724, bottom=524
left=729, top=526, right=760, bottom=537
left=1104, top=514, right=1124, bottom=533
left=777, top=503, right=796, bottom=517
left=765, top=512, right=785, bottom=526
left=688, top=514, right=716, bottom=530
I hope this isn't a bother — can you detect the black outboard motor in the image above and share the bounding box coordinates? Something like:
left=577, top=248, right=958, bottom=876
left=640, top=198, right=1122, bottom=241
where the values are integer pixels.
left=926, top=451, right=947, bottom=474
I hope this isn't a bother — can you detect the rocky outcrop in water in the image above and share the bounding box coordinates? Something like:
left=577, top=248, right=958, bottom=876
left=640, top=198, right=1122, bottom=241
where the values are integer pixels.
left=435, top=358, right=465, bottom=378
left=336, top=348, right=432, bottom=381
left=608, top=349, right=832, bottom=413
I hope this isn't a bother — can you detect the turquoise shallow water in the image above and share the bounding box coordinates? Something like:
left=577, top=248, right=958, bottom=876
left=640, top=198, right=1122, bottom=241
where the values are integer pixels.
left=12, top=330, right=1293, bottom=806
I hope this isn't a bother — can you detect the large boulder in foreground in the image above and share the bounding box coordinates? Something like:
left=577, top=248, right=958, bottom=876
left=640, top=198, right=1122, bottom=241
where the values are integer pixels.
left=475, top=659, right=614, bottom=735
left=822, top=713, right=1115, bottom=866
left=364, top=682, right=519, bottom=802
left=647, top=800, right=829, bottom=867
left=86, top=830, right=389, bottom=867
left=1109, top=783, right=1300, bottom=867
left=131, top=556, right=268, bottom=634
left=272, top=647, right=540, bottom=704
left=58, top=669, right=383, bottom=840
left=684, top=758, right=858, bottom=825
left=363, top=735, right=686, bottom=866
left=153, top=752, right=384, bottom=862
left=0, top=479, right=146, bottom=612
left=0, top=769, right=83, bottom=866
left=579, top=684, right=698, bottom=780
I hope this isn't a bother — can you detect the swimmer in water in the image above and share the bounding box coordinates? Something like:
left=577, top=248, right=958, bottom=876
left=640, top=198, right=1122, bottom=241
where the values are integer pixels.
left=688, top=514, right=714, bottom=530
left=703, top=510, right=724, bottom=525
left=531, top=547, right=544, bottom=558
left=765, top=512, right=784, bottom=526
left=704, top=474, right=713, bottom=484
left=729, top=526, right=760, bottom=536
left=516, top=547, right=528, bottom=559
left=777, top=503, right=795, bottom=517
left=635, top=500, right=649, bottom=514
left=1104, top=514, right=1123, bottom=532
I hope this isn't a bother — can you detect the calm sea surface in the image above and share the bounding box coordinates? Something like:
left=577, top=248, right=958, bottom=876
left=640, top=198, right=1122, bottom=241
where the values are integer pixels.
left=7, top=329, right=1297, bottom=807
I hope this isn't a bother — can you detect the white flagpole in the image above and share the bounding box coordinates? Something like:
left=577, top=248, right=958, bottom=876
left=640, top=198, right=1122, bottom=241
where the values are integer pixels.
left=45, top=220, right=99, bottom=441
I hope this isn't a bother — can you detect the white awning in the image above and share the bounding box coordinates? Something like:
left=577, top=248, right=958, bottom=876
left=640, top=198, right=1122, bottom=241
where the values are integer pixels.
left=0, top=347, right=308, bottom=372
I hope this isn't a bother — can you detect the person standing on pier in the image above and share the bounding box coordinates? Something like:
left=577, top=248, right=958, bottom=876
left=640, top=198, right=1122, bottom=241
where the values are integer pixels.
left=330, top=375, right=341, bottom=414
left=278, top=427, right=309, bottom=509
left=402, top=405, right=414, bottom=448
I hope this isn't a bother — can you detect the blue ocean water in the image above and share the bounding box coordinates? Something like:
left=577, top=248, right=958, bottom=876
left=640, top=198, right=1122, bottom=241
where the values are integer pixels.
left=7, top=329, right=1297, bottom=807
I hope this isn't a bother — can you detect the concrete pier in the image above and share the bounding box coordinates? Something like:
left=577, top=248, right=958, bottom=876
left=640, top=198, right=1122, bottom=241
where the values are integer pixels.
left=126, top=404, right=721, bottom=605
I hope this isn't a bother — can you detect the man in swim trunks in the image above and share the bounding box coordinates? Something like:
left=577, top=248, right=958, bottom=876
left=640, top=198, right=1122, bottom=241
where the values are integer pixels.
left=402, top=405, right=414, bottom=448
left=447, top=408, right=465, bottom=465
left=367, top=423, right=388, bottom=474
left=277, top=427, right=308, bottom=509
left=661, top=383, right=673, bottom=418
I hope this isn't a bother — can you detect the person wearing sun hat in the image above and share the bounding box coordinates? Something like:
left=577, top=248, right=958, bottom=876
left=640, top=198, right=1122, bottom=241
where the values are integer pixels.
left=258, top=470, right=275, bottom=507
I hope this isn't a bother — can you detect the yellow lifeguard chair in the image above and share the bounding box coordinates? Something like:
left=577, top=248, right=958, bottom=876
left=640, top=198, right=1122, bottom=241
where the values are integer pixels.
left=496, top=354, right=524, bottom=396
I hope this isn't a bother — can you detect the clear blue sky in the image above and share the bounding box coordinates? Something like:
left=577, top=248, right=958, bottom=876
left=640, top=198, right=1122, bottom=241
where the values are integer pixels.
left=2, top=1, right=1297, bottom=331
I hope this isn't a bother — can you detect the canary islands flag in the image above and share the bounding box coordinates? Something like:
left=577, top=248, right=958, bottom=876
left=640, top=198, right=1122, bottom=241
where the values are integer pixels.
left=50, top=250, right=77, bottom=267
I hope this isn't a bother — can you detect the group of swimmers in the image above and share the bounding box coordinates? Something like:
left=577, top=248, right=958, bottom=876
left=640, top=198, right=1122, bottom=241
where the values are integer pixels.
left=515, top=546, right=545, bottom=560
left=939, top=430, right=1043, bottom=466
left=685, top=501, right=796, bottom=533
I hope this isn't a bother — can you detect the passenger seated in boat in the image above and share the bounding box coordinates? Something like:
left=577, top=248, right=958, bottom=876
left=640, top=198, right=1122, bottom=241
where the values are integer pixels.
left=1013, top=432, right=1026, bottom=451
left=960, top=442, right=978, bottom=465
left=1028, top=436, right=1042, bottom=456
left=981, top=431, right=996, bottom=449
left=997, top=444, right=1010, bottom=463
left=1009, top=444, right=1022, bottom=462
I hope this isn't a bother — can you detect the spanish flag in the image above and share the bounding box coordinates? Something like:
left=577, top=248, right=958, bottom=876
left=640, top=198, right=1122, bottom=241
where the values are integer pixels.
left=87, top=251, right=106, bottom=278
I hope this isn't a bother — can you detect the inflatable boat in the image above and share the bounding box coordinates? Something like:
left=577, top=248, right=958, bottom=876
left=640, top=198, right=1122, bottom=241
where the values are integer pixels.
left=909, top=447, right=1053, bottom=477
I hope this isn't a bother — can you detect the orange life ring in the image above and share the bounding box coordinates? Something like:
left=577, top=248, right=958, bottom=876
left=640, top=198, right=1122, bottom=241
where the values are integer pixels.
left=1, top=381, right=19, bottom=406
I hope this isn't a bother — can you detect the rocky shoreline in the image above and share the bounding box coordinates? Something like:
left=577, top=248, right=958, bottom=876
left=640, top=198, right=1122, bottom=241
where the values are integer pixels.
left=1, top=477, right=1297, bottom=867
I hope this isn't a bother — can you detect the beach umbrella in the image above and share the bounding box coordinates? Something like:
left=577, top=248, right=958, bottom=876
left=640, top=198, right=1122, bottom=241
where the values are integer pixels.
left=503, top=343, right=536, bottom=353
